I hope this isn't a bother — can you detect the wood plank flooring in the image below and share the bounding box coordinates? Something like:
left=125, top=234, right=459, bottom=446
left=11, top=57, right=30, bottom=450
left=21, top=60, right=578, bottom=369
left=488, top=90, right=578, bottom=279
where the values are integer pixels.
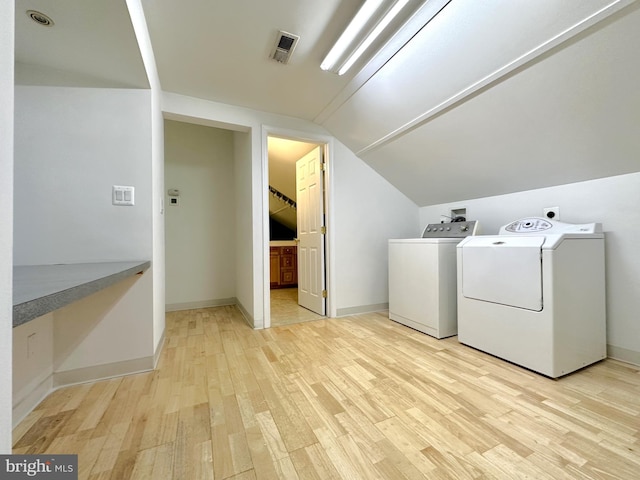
left=270, top=287, right=324, bottom=327
left=13, top=306, right=640, bottom=479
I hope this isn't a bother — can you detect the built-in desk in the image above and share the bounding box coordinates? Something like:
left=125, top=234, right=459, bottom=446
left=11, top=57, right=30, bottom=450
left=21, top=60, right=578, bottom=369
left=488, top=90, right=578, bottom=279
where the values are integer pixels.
left=13, top=261, right=151, bottom=327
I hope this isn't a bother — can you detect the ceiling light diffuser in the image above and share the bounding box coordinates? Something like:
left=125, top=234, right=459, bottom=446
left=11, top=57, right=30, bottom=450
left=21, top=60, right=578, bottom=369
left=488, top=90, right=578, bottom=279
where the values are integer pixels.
left=338, top=0, right=409, bottom=75
left=321, top=0, right=385, bottom=72
left=321, top=0, right=411, bottom=75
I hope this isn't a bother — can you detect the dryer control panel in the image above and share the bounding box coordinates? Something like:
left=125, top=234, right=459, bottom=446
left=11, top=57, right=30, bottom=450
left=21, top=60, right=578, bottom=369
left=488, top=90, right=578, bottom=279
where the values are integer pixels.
left=504, top=218, right=552, bottom=233
left=422, top=221, right=479, bottom=238
left=501, top=217, right=602, bottom=235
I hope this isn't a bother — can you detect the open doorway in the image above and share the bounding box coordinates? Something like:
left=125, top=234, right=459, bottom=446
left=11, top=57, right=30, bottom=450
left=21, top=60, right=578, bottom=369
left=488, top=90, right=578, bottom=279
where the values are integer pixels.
left=267, top=135, right=327, bottom=327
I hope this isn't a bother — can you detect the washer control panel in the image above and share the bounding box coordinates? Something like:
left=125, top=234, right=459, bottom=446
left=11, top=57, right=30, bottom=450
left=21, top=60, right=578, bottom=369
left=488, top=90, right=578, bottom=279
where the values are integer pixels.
left=422, top=220, right=479, bottom=238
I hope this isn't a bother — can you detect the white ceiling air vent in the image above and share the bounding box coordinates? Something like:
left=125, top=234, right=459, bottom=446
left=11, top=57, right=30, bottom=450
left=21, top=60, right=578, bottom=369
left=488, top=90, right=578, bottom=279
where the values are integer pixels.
left=271, top=31, right=300, bottom=65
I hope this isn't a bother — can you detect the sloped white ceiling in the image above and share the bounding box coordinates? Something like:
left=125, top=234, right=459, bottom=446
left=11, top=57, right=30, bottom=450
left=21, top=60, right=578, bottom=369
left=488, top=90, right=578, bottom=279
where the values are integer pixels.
left=356, top=1, right=640, bottom=205
left=14, top=0, right=640, bottom=207
left=319, top=0, right=640, bottom=206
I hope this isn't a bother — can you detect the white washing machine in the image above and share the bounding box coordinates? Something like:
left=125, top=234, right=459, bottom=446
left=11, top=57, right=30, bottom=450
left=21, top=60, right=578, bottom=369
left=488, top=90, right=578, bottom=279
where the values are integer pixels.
left=389, top=221, right=479, bottom=338
left=457, top=217, right=606, bottom=377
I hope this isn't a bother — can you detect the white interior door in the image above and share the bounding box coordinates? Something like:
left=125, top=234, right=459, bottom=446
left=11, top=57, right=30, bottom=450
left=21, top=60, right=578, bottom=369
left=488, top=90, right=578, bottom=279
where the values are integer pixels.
left=296, top=146, right=325, bottom=315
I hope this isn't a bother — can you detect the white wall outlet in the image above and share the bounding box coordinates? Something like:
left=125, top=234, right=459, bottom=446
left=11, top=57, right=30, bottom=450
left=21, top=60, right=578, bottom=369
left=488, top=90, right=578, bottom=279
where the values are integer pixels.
left=543, top=206, right=560, bottom=220
left=112, top=185, right=135, bottom=206
left=451, top=207, right=467, bottom=220
left=27, top=332, right=36, bottom=359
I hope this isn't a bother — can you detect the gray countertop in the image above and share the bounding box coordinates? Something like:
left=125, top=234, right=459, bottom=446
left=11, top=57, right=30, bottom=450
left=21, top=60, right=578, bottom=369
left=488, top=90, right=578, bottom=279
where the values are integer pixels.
left=13, top=261, right=151, bottom=327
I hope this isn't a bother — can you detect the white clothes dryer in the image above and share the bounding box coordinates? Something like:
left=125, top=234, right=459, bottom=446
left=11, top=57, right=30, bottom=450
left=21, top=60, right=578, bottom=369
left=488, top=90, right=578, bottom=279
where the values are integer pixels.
left=389, top=221, right=478, bottom=338
left=456, top=217, right=606, bottom=377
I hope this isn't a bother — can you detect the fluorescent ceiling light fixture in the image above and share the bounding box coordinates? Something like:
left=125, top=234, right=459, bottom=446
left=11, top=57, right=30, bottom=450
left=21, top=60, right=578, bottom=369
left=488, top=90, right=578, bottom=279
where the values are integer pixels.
left=321, top=0, right=410, bottom=75
left=321, top=0, right=385, bottom=71
left=338, top=0, right=409, bottom=75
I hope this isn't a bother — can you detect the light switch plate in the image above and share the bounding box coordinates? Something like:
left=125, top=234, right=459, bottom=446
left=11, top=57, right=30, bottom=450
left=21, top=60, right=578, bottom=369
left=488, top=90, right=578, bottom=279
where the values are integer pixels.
left=113, top=185, right=135, bottom=206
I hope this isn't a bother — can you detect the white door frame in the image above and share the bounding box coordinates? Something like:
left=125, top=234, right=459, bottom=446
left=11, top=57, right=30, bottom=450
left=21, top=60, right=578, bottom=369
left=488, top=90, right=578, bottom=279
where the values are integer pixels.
left=261, top=126, right=334, bottom=328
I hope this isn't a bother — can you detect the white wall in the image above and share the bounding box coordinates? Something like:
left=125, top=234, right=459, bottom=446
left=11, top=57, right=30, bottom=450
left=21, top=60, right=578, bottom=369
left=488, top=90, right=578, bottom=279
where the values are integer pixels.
left=331, top=140, right=419, bottom=315
left=165, top=120, right=236, bottom=309
left=12, top=314, right=53, bottom=429
left=163, top=93, right=330, bottom=327
left=162, top=92, right=421, bottom=324
left=419, top=172, right=640, bottom=366
left=52, top=273, right=153, bottom=374
left=14, top=86, right=153, bottom=264
left=0, top=0, right=14, bottom=452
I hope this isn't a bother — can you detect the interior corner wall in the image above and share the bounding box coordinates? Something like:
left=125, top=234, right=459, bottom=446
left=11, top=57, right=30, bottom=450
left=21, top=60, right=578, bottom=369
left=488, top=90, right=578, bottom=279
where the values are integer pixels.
left=233, top=130, right=255, bottom=325
left=419, top=172, right=640, bottom=366
left=164, top=120, right=236, bottom=309
left=332, top=140, right=419, bottom=315
left=0, top=0, right=14, bottom=452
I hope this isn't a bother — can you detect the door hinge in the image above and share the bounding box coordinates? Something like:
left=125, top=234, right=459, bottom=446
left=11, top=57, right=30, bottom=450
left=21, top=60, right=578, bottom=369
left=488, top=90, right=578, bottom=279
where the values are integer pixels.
left=320, top=162, right=326, bottom=172
left=322, top=290, right=327, bottom=298
left=321, top=226, right=326, bottom=234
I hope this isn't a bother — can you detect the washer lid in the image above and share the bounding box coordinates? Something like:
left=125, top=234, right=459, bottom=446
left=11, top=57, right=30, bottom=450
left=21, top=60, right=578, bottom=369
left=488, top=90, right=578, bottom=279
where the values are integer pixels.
left=460, top=236, right=544, bottom=311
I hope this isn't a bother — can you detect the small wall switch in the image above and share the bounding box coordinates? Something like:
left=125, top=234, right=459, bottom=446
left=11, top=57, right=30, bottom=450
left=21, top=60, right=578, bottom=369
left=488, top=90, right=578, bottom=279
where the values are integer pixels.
left=113, top=185, right=135, bottom=206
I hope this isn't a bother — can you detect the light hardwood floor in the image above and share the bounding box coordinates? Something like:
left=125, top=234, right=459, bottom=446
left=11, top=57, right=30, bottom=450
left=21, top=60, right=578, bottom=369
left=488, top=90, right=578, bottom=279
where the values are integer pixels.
left=13, top=306, right=640, bottom=479
left=270, top=287, right=324, bottom=327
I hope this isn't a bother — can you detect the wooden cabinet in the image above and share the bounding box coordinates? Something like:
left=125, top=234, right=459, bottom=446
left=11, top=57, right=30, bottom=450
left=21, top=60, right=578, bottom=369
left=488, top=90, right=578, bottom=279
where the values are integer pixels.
left=270, top=247, right=280, bottom=288
left=270, top=245, right=297, bottom=288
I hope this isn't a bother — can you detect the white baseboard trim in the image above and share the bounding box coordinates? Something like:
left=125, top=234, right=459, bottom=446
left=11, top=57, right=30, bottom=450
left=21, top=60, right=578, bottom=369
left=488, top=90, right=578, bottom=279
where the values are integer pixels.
left=153, top=330, right=166, bottom=368
left=53, top=356, right=155, bottom=389
left=336, top=303, right=389, bottom=317
left=13, top=356, right=156, bottom=428
left=12, top=374, right=54, bottom=428
left=165, top=298, right=237, bottom=312
left=607, top=344, right=640, bottom=367
left=235, top=301, right=255, bottom=328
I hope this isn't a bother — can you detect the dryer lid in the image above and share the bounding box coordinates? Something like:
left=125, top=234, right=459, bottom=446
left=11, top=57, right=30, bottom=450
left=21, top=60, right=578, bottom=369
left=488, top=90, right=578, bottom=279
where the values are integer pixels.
left=460, top=236, right=544, bottom=311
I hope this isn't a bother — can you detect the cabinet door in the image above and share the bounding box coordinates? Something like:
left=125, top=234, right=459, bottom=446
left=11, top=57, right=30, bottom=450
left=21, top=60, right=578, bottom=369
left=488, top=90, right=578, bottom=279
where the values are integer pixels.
left=279, top=246, right=297, bottom=286
left=270, top=248, right=280, bottom=287
left=281, top=269, right=296, bottom=285
left=281, top=254, right=294, bottom=269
